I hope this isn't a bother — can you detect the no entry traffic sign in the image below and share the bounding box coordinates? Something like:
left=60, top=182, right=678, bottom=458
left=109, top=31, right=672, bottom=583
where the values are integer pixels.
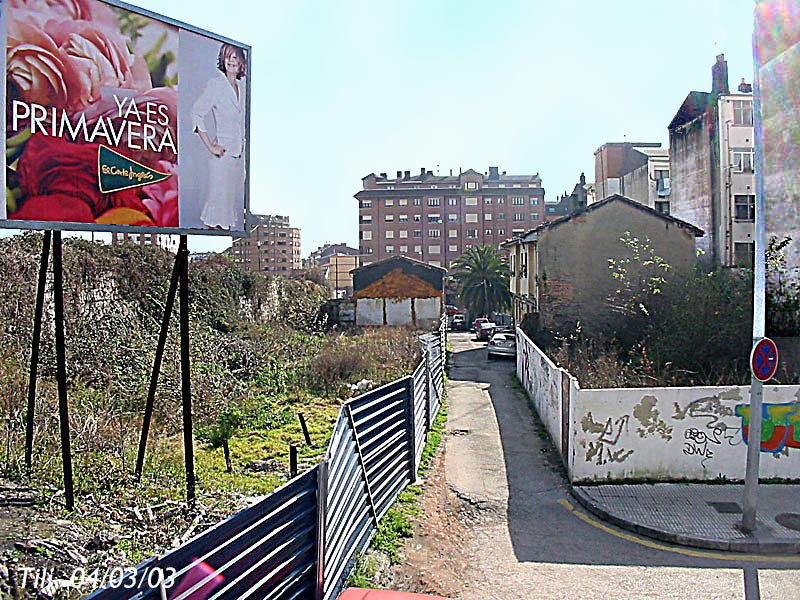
left=751, top=338, right=779, bottom=382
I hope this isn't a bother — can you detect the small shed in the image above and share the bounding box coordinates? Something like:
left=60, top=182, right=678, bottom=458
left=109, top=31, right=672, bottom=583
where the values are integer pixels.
left=352, top=257, right=445, bottom=328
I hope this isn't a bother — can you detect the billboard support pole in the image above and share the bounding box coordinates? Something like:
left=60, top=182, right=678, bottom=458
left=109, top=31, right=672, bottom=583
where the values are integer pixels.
left=24, top=231, right=52, bottom=476
left=177, top=235, right=196, bottom=504
left=52, top=232, right=74, bottom=511
left=135, top=250, right=183, bottom=480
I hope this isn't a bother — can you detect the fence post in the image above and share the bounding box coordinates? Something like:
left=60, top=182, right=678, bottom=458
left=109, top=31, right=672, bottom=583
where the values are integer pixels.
left=403, top=376, right=417, bottom=484
left=423, top=349, right=432, bottom=431
left=346, top=404, right=379, bottom=527
left=315, top=459, right=328, bottom=600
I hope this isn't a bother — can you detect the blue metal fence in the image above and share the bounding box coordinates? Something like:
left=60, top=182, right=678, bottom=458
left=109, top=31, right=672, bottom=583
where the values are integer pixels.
left=84, top=317, right=446, bottom=600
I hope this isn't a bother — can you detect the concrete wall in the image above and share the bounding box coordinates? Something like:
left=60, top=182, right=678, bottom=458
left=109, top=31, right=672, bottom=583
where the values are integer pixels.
left=571, top=384, right=800, bottom=483
left=415, top=297, right=442, bottom=327
left=536, top=200, right=698, bottom=337
left=355, top=297, right=441, bottom=327
left=516, top=330, right=800, bottom=483
left=621, top=164, right=650, bottom=207
left=670, top=116, right=714, bottom=261
left=356, top=298, right=384, bottom=326
left=385, top=298, right=411, bottom=325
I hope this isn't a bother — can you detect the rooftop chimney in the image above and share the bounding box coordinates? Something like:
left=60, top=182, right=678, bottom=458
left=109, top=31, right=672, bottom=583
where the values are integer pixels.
left=379, top=172, right=387, bottom=178
left=420, top=167, right=426, bottom=176
left=711, top=54, right=729, bottom=97
left=397, top=170, right=402, bottom=179
left=489, top=166, right=499, bottom=179
left=738, top=77, right=753, bottom=93
left=580, top=172, right=586, bottom=185
left=404, top=171, right=410, bottom=178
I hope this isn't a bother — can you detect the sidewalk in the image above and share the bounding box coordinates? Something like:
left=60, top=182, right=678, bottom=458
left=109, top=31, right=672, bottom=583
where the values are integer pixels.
left=572, top=483, right=800, bottom=554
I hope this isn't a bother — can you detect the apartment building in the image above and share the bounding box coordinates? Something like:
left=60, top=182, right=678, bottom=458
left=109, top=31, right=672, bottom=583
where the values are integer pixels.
left=111, top=232, right=179, bottom=253
left=306, top=243, right=360, bottom=298
left=594, top=142, right=670, bottom=213
left=230, top=214, right=301, bottom=273
left=355, top=166, right=546, bottom=268
left=668, top=54, right=755, bottom=267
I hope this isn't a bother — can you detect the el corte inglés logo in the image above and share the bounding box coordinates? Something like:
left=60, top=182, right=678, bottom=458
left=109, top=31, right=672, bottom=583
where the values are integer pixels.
left=98, top=145, right=171, bottom=193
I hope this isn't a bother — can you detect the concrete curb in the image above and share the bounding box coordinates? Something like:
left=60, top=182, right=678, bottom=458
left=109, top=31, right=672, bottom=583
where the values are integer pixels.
left=570, top=486, right=800, bottom=555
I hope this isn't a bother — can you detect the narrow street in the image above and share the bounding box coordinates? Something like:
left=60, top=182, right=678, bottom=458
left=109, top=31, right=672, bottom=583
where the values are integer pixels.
left=390, top=332, right=800, bottom=599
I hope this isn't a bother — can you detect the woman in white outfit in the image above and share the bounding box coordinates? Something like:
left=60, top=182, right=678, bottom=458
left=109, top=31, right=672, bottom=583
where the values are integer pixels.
left=192, top=43, right=247, bottom=230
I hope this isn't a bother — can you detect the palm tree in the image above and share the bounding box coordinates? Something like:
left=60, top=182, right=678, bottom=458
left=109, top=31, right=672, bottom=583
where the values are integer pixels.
left=451, top=245, right=512, bottom=318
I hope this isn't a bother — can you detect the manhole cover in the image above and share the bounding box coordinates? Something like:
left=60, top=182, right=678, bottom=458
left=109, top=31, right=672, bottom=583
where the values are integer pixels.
left=707, top=501, right=742, bottom=514
left=776, top=513, right=800, bottom=531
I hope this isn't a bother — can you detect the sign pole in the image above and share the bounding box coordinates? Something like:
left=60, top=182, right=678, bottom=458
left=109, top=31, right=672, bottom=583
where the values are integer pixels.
left=742, top=20, right=768, bottom=534
left=177, top=235, right=196, bottom=504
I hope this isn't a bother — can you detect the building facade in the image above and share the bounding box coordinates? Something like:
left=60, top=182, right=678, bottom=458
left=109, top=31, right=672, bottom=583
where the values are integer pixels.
left=503, top=195, right=703, bottom=337
left=594, top=142, right=670, bottom=213
left=111, top=232, right=179, bottom=253
left=230, top=214, right=302, bottom=273
left=355, top=167, right=546, bottom=269
left=668, top=54, right=755, bottom=267
left=544, top=173, right=595, bottom=219
left=306, top=243, right=360, bottom=298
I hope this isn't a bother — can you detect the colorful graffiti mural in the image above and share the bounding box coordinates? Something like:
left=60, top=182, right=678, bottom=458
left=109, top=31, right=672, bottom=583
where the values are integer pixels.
left=735, top=402, right=800, bottom=453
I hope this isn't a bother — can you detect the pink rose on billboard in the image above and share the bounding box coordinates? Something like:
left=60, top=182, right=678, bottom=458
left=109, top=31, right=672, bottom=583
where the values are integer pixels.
left=6, top=19, right=74, bottom=109
left=9, top=0, right=120, bottom=29
left=141, top=161, right=179, bottom=227
left=46, top=20, right=152, bottom=112
left=11, top=133, right=148, bottom=223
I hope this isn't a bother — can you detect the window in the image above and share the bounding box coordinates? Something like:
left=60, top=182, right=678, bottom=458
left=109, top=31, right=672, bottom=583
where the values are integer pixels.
left=734, top=242, right=754, bottom=268
left=466, top=213, right=478, bottom=223
left=465, top=181, right=478, bottom=190
left=497, top=229, right=505, bottom=236
left=485, top=229, right=493, bottom=236
left=734, top=194, right=755, bottom=221
left=414, top=245, right=422, bottom=253
left=399, top=230, right=408, bottom=238
left=360, top=200, right=372, bottom=208
left=400, top=245, right=408, bottom=252
left=362, top=247, right=373, bottom=254
left=449, top=197, right=458, bottom=206
left=362, top=230, right=372, bottom=240
left=360, top=215, right=372, bottom=223
left=385, top=199, right=394, bottom=207
left=733, top=99, right=753, bottom=126
left=511, top=197, right=524, bottom=205
left=655, top=201, right=670, bottom=215
left=466, top=229, right=478, bottom=238
left=428, top=198, right=441, bottom=206
left=465, top=197, right=478, bottom=206
left=413, top=214, right=421, bottom=222
left=399, top=214, right=408, bottom=222
left=530, top=212, right=539, bottom=220
left=530, top=198, right=539, bottom=205
left=385, top=230, right=394, bottom=238
left=732, top=148, right=754, bottom=172
left=399, top=198, right=408, bottom=206
left=413, top=198, right=422, bottom=206
left=429, top=260, right=441, bottom=267
left=428, top=229, right=441, bottom=238
left=448, top=229, right=458, bottom=238
left=449, top=244, right=458, bottom=252
left=512, top=213, right=525, bottom=221
left=485, top=198, right=492, bottom=205
left=497, top=213, right=505, bottom=220
left=654, top=169, right=670, bottom=180
left=385, top=214, right=394, bottom=222
left=428, top=214, right=441, bottom=223
left=429, top=245, right=441, bottom=254
left=386, top=245, right=394, bottom=252
left=413, top=229, right=422, bottom=237
left=448, top=214, right=458, bottom=222
left=497, top=197, right=505, bottom=204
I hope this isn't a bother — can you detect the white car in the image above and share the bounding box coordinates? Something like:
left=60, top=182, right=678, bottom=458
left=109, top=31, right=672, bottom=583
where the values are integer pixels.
left=487, top=332, right=516, bottom=359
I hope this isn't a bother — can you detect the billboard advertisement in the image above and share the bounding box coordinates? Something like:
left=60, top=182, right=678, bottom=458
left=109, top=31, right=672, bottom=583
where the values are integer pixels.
left=1, top=0, right=250, bottom=235
left=754, top=1, right=800, bottom=337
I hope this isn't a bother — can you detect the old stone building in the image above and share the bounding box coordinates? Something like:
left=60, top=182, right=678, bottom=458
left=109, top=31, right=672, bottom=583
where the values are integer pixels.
left=503, top=195, right=703, bottom=337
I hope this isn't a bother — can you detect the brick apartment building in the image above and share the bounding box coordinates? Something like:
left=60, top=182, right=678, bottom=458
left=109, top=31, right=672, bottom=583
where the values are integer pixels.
left=355, top=167, right=546, bottom=269
left=111, top=232, right=179, bottom=253
left=230, top=214, right=301, bottom=273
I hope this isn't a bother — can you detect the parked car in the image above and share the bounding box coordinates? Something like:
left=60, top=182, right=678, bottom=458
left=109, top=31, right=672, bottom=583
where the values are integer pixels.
left=451, top=313, right=466, bottom=330
left=472, top=317, right=489, bottom=332
left=487, top=331, right=516, bottom=359
left=339, top=589, right=449, bottom=599
left=445, top=304, right=460, bottom=316
left=476, top=320, right=496, bottom=341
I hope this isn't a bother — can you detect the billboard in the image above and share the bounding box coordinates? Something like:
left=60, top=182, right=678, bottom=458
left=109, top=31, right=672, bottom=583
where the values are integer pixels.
left=1, top=0, right=250, bottom=235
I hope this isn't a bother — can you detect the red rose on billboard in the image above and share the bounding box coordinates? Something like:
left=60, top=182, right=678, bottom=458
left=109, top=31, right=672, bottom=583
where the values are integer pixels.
left=10, top=134, right=149, bottom=223
left=141, top=161, right=179, bottom=227
left=9, top=0, right=120, bottom=28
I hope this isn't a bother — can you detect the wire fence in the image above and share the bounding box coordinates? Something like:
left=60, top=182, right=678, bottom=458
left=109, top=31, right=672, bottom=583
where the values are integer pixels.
left=84, top=315, right=447, bottom=600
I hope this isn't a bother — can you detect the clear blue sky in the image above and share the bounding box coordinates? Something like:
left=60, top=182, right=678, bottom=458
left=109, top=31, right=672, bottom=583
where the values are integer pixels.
left=133, top=0, right=756, bottom=255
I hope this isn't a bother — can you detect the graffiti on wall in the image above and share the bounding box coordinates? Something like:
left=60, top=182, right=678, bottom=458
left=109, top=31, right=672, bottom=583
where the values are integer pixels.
left=736, top=402, right=800, bottom=453
left=581, top=412, right=633, bottom=465
left=672, top=393, right=743, bottom=467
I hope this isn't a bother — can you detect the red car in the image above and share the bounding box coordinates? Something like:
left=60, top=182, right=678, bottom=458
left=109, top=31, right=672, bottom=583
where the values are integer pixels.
left=339, top=589, right=449, bottom=599
left=472, top=317, right=489, bottom=332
